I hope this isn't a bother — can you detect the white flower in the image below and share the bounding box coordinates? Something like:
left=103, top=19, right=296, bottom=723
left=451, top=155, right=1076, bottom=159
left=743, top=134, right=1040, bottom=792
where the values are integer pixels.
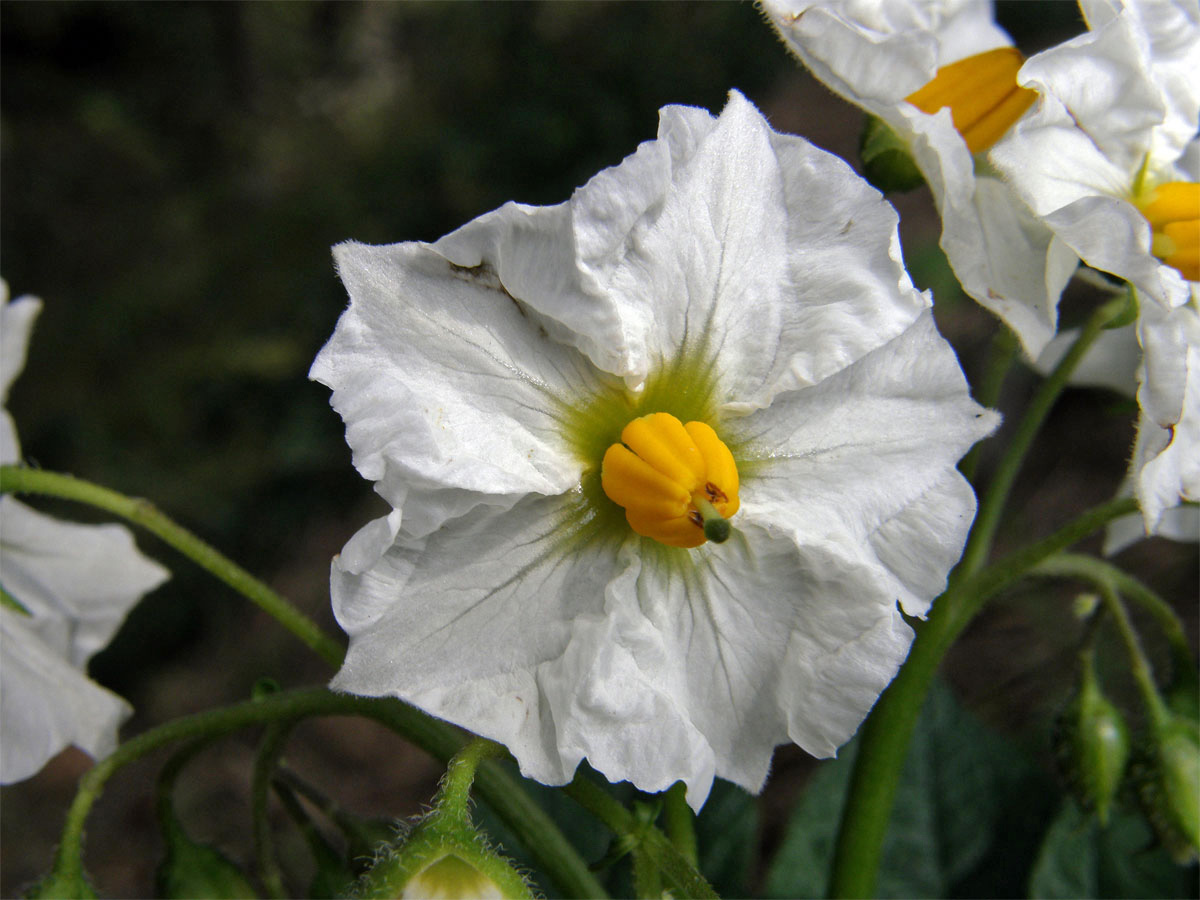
left=991, top=0, right=1200, bottom=535
left=0, top=288, right=169, bottom=784
left=762, top=0, right=1079, bottom=358
left=311, top=92, right=998, bottom=809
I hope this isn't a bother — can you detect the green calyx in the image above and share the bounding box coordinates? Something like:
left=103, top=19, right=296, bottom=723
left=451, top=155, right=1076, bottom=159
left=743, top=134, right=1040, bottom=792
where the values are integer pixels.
left=1133, top=713, right=1200, bottom=864
left=354, top=822, right=531, bottom=900
left=1053, top=654, right=1130, bottom=825
left=354, top=738, right=531, bottom=899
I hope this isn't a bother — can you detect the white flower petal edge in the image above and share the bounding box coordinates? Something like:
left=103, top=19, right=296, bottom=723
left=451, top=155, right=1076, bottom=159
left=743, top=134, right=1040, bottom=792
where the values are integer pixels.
left=761, top=0, right=1078, bottom=358
left=0, top=294, right=170, bottom=783
left=1, top=610, right=132, bottom=783
left=990, top=6, right=1200, bottom=309
left=318, top=92, right=997, bottom=809
left=0, top=285, right=40, bottom=465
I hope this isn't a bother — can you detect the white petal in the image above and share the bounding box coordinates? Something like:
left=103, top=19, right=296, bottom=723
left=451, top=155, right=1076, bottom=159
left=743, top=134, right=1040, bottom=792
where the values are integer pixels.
left=732, top=310, right=997, bottom=613
left=990, top=11, right=1199, bottom=308
left=0, top=496, right=169, bottom=667
left=1131, top=296, right=1200, bottom=531
left=866, top=469, right=981, bottom=618
left=765, top=0, right=1070, bottom=358
left=762, top=0, right=1011, bottom=106
left=0, top=288, right=40, bottom=403
left=330, top=498, right=924, bottom=810
left=311, top=241, right=593, bottom=535
left=613, top=92, right=929, bottom=408
left=0, top=610, right=132, bottom=783
left=432, top=103, right=717, bottom=381
left=1080, top=0, right=1200, bottom=163
left=1, top=291, right=42, bottom=465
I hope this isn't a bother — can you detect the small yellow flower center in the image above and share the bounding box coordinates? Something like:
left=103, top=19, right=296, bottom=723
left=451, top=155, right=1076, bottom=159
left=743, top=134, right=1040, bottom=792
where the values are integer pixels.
left=1134, top=181, right=1199, bottom=282
left=601, top=412, right=740, bottom=549
left=905, top=46, right=1037, bottom=154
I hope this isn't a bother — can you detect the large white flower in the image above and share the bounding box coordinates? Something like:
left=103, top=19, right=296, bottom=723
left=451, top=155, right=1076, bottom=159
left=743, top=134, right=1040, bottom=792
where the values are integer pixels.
left=0, top=288, right=169, bottom=784
left=992, top=0, right=1200, bottom=535
left=312, top=92, right=998, bottom=809
left=762, top=0, right=1080, bottom=358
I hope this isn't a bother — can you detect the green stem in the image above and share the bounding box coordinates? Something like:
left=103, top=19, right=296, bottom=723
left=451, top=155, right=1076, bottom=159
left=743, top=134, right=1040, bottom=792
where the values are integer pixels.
left=1032, top=554, right=1171, bottom=728
left=252, top=722, right=294, bottom=898
left=1035, top=553, right=1194, bottom=675
left=958, top=293, right=1129, bottom=580
left=0, top=465, right=344, bottom=667
left=565, top=776, right=717, bottom=899
left=959, top=326, right=1018, bottom=484
left=827, top=495, right=1138, bottom=898
left=437, top=737, right=502, bottom=821
left=46, top=689, right=603, bottom=900
left=663, top=781, right=699, bottom=866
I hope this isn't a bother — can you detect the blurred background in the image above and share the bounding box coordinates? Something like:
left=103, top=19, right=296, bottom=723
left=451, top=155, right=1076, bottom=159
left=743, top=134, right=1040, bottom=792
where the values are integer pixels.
left=2, top=2, right=1194, bottom=897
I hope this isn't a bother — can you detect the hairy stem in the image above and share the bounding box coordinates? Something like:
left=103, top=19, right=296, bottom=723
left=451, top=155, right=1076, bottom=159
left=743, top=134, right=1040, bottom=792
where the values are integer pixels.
left=45, top=689, right=604, bottom=900
left=0, top=465, right=344, bottom=667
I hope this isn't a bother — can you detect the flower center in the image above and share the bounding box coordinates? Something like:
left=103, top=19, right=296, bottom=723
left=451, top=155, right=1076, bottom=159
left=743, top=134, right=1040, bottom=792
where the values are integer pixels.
left=1134, top=181, right=1199, bottom=282
left=905, top=47, right=1037, bottom=154
left=601, top=411, right=740, bottom=548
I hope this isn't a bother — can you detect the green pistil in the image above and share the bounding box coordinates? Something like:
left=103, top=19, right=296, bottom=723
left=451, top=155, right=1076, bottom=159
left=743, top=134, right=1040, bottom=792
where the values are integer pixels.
left=693, top=496, right=732, bottom=544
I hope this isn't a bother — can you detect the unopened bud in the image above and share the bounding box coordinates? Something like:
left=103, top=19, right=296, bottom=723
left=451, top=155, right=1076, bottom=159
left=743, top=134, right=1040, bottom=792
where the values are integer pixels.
left=1132, top=713, right=1200, bottom=864
left=1053, top=661, right=1130, bottom=824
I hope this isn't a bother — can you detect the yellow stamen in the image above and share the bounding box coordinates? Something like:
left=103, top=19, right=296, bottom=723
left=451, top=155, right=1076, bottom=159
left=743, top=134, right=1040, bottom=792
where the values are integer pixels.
left=1135, top=182, right=1200, bottom=282
left=905, top=47, right=1037, bottom=154
left=601, top=412, right=740, bottom=548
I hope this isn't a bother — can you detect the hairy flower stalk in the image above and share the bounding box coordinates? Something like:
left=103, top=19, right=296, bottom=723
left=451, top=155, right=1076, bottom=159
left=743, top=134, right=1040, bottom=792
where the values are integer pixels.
left=312, top=91, right=997, bottom=809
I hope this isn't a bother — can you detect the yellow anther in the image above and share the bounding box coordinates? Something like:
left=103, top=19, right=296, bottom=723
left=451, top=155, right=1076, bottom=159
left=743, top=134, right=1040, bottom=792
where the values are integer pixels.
left=1135, top=182, right=1199, bottom=281
left=905, top=47, right=1037, bottom=154
left=601, top=412, right=740, bottom=548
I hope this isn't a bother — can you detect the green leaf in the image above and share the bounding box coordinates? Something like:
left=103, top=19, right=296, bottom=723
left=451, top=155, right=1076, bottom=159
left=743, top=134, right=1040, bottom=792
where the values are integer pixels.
left=1030, top=800, right=1196, bottom=899
left=765, top=681, right=1053, bottom=898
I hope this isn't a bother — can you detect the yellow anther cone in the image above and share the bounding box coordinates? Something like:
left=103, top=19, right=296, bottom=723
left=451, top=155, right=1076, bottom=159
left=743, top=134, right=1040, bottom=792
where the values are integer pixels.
left=601, top=412, right=739, bottom=548
left=1137, top=182, right=1200, bottom=281
left=906, top=47, right=1036, bottom=154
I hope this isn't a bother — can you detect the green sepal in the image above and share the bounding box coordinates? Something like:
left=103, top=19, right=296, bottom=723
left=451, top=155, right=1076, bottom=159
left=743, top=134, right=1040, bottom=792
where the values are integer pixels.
left=353, top=816, right=532, bottom=899
left=1133, top=713, right=1200, bottom=864
left=859, top=115, right=926, bottom=194
left=1053, top=657, right=1131, bottom=825
left=155, top=821, right=258, bottom=899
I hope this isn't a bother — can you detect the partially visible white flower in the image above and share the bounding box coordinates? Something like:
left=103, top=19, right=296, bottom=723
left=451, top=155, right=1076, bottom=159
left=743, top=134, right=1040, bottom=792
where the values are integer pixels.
left=992, top=0, right=1200, bottom=535
left=1036, top=299, right=1200, bottom=547
left=312, top=93, right=998, bottom=809
left=990, top=0, right=1200, bottom=306
left=762, top=0, right=1079, bottom=358
left=0, top=287, right=169, bottom=784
